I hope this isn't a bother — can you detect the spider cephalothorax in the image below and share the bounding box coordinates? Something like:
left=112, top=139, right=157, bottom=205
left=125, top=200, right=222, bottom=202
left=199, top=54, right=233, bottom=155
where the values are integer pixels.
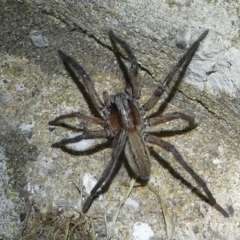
left=49, top=30, right=229, bottom=217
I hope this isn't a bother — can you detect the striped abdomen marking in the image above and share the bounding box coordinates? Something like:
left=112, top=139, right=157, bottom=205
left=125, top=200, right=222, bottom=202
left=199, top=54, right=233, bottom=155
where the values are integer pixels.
left=124, top=131, right=150, bottom=181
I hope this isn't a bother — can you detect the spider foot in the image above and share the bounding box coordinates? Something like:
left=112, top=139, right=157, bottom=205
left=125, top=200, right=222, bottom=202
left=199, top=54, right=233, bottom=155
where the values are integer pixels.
left=227, top=205, right=234, bottom=217
left=188, top=121, right=198, bottom=129
left=214, top=203, right=230, bottom=218
left=51, top=141, right=64, bottom=148
left=82, top=195, right=95, bottom=213
left=48, top=120, right=57, bottom=125
left=48, top=119, right=69, bottom=127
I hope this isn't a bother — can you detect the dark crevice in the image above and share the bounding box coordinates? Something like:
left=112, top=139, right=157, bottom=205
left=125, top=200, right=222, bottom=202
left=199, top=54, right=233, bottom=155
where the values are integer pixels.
left=178, top=89, right=231, bottom=130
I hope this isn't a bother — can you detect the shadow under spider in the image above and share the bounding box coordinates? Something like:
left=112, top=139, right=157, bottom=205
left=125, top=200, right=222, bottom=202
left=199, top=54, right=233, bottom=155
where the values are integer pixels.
left=150, top=148, right=210, bottom=205
left=150, top=149, right=230, bottom=216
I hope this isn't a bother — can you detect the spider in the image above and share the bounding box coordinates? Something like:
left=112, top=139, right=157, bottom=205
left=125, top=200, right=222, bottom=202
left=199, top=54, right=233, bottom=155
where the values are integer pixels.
left=49, top=29, right=229, bottom=217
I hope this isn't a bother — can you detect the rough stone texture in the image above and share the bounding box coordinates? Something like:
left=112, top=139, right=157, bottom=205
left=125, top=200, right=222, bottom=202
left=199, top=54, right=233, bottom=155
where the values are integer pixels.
left=0, top=1, right=239, bottom=239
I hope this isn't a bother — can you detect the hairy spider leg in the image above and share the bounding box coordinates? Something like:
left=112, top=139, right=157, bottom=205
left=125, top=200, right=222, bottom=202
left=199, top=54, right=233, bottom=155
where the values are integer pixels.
left=147, top=112, right=198, bottom=129
left=49, top=112, right=107, bottom=148
left=49, top=112, right=104, bottom=126
left=143, top=30, right=209, bottom=111
left=50, top=129, right=107, bottom=148
left=109, top=35, right=133, bottom=98
left=58, top=50, right=105, bottom=113
left=146, top=134, right=229, bottom=218
left=82, top=127, right=128, bottom=213
left=109, top=30, right=141, bottom=100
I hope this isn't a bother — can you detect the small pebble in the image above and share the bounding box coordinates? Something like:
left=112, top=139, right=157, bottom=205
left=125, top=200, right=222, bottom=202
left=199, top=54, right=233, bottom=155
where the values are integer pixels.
left=29, top=30, right=49, bottom=48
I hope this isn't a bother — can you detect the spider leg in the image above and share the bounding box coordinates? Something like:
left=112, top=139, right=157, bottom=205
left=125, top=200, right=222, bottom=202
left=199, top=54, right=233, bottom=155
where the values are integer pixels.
left=143, top=30, right=209, bottom=111
left=145, top=134, right=229, bottom=217
left=82, top=127, right=128, bottom=213
left=51, top=129, right=107, bottom=148
left=49, top=112, right=104, bottom=126
left=147, top=112, right=197, bottom=129
left=109, top=30, right=141, bottom=100
left=58, top=50, right=104, bottom=112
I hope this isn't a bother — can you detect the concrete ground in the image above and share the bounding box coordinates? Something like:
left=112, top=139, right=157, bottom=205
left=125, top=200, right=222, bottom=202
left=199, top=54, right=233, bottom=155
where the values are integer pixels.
left=0, top=1, right=239, bottom=239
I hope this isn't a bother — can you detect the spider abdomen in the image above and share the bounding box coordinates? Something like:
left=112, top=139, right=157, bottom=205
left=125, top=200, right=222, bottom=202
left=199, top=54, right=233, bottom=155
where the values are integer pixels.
left=124, top=132, right=150, bottom=181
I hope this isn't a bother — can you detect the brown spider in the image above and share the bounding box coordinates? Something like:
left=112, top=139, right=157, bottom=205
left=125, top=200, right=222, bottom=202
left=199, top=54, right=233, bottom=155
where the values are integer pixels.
left=49, top=30, right=229, bottom=217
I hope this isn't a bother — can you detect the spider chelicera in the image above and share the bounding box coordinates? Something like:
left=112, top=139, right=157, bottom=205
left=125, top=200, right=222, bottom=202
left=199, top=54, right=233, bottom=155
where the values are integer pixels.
left=49, top=29, right=229, bottom=217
